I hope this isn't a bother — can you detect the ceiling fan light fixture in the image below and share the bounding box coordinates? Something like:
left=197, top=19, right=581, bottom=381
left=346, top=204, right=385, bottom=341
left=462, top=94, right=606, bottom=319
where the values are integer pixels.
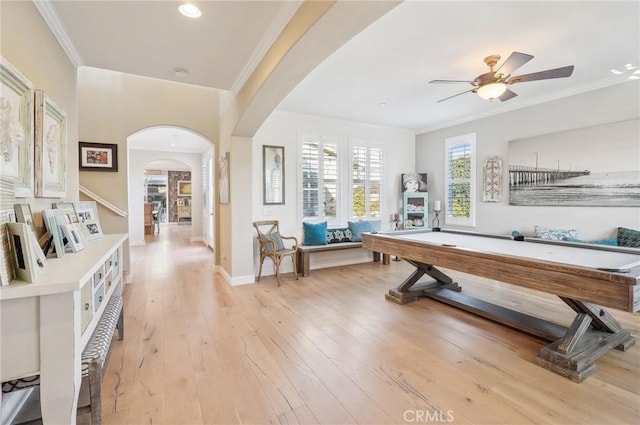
left=179, top=3, right=201, bottom=18
left=477, top=82, right=507, bottom=100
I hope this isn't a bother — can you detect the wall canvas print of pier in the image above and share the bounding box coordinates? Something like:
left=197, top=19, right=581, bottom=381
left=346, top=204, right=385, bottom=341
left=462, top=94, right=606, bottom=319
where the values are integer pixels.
left=508, top=120, right=639, bottom=207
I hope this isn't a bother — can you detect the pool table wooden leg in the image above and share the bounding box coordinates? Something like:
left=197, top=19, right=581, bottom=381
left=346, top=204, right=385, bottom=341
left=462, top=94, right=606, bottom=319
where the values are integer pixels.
left=385, top=260, right=460, bottom=304
left=534, top=298, right=636, bottom=383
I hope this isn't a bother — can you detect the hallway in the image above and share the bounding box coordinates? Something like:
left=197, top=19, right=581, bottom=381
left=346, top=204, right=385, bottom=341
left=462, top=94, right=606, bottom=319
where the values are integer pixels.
left=100, top=225, right=640, bottom=425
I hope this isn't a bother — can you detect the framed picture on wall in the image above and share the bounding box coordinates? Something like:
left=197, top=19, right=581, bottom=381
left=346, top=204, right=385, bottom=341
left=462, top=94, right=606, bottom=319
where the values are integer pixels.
left=401, top=173, right=428, bottom=193
left=78, top=142, right=118, bottom=172
left=263, top=145, right=284, bottom=205
left=177, top=180, right=191, bottom=196
left=34, top=89, right=67, bottom=198
left=1, top=56, right=35, bottom=198
left=219, top=152, right=230, bottom=204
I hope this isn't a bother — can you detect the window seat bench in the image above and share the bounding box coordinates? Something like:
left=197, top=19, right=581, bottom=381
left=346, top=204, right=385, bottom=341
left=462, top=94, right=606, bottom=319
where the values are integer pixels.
left=296, top=242, right=390, bottom=277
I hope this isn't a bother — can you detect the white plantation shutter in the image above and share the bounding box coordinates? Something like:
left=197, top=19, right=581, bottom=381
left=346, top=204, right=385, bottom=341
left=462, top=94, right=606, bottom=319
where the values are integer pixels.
left=351, top=143, right=384, bottom=219
left=301, top=137, right=338, bottom=219
left=445, top=133, right=476, bottom=227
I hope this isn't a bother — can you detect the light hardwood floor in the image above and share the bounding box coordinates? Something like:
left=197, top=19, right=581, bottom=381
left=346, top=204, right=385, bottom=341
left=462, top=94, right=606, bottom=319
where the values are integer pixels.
left=101, top=224, right=640, bottom=425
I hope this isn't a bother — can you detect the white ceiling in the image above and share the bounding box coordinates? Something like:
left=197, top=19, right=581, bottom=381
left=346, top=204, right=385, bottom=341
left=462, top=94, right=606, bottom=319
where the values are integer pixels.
left=41, top=0, right=639, bottom=147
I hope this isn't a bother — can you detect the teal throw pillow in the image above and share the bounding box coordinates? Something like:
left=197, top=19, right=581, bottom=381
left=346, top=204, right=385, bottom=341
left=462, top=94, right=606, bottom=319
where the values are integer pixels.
left=562, top=237, right=585, bottom=243
left=262, top=232, right=284, bottom=253
left=348, top=220, right=373, bottom=242
left=359, top=219, right=381, bottom=232
left=303, top=221, right=328, bottom=245
left=592, top=238, right=618, bottom=246
left=617, top=227, right=640, bottom=248
left=327, top=227, right=352, bottom=244
left=535, top=225, right=579, bottom=241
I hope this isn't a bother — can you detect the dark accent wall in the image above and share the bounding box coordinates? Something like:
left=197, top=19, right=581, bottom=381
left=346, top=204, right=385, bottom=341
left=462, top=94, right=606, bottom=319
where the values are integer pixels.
left=168, top=171, right=191, bottom=222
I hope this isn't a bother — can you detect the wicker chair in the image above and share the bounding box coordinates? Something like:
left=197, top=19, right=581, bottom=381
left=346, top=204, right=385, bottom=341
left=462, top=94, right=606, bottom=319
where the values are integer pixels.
left=253, top=220, right=298, bottom=286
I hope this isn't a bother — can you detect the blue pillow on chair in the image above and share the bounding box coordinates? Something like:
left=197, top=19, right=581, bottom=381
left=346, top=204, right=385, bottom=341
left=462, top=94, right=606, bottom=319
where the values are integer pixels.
left=348, top=221, right=373, bottom=242
left=303, top=221, right=328, bottom=245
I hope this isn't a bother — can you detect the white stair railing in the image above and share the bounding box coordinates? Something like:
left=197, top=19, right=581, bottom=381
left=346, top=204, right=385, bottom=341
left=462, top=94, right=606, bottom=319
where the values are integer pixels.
left=79, top=185, right=128, bottom=217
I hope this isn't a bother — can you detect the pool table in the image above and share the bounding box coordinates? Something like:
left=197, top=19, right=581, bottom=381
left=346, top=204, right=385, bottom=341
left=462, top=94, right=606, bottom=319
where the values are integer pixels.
left=362, top=229, right=640, bottom=382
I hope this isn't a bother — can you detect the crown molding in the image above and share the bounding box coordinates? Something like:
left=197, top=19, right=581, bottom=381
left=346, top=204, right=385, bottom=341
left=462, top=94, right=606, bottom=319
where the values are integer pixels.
left=33, top=0, right=84, bottom=66
left=230, top=1, right=302, bottom=94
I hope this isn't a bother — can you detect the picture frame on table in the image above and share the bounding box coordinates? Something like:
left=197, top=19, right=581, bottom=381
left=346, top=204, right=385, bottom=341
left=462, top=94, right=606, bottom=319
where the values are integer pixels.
left=62, top=223, right=84, bottom=252
left=53, top=201, right=79, bottom=224
left=42, top=208, right=66, bottom=258
left=72, top=200, right=103, bottom=240
left=14, top=202, right=35, bottom=232
left=78, top=142, right=118, bottom=172
left=7, top=222, right=39, bottom=282
left=34, top=89, right=67, bottom=198
left=1, top=56, right=34, bottom=198
left=263, top=145, right=284, bottom=205
left=1, top=208, right=17, bottom=285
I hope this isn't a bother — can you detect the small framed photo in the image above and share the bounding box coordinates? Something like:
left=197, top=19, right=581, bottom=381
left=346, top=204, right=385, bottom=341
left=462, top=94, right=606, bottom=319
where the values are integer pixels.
left=263, top=145, right=284, bottom=205
left=42, top=209, right=65, bottom=258
left=177, top=180, right=191, bottom=196
left=62, top=223, right=84, bottom=252
left=7, top=222, right=39, bottom=282
left=53, top=201, right=79, bottom=224
left=79, top=142, right=118, bottom=172
left=72, top=201, right=103, bottom=240
left=14, top=203, right=35, bottom=232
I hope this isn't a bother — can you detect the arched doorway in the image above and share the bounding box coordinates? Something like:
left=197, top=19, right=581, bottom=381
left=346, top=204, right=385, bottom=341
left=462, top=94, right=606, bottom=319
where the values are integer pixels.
left=127, top=126, right=214, bottom=247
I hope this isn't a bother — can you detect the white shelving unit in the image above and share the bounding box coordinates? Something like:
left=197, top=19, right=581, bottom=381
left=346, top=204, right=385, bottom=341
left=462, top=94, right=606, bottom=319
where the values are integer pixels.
left=403, top=192, right=429, bottom=229
left=0, top=234, right=128, bottom=425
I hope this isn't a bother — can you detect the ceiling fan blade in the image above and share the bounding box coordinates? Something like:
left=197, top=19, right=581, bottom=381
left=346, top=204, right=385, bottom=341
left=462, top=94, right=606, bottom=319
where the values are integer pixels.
left=508, top=65, right=575, bottom=83
left=429, top=79, right=475, bottom=84
left=494, top=52, right=534, bottom=77
left=436, top=89, right=475, bottom=103
left=498, top=88, right=518, bottom=102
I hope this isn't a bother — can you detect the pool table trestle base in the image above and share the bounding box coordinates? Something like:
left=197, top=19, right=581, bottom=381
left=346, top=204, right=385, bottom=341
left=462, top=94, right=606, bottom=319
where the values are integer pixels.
left=386, top=259, right=636, bottom=383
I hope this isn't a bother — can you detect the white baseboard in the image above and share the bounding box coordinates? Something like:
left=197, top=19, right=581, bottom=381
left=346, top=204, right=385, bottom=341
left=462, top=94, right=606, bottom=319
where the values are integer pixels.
left=129, top=240, right=145, bottom=246
left=190, top=236, right=204, bottom=243
left=217, top=266, right=255, bottom=286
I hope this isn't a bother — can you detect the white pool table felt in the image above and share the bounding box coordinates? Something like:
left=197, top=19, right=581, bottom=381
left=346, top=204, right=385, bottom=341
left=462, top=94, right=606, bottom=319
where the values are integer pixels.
left=389, top=231, right=640, bottom=270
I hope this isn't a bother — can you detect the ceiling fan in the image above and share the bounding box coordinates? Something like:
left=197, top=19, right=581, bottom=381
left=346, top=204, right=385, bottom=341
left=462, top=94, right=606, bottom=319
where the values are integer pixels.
left=429, top=52, right=574, bottom=103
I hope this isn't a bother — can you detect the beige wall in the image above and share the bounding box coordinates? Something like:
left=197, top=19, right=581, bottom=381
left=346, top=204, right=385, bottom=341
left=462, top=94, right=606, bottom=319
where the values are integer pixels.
left=1, top=1, right=78, bottom=231
left=77, top=67, right=221, bottom=274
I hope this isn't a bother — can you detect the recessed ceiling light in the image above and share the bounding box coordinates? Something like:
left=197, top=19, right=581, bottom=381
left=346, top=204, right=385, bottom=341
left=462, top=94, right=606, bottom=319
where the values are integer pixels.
left=379, top=102, right=387, bottom=107
left=170, top=143, right=176, bottom=147
left=610, top=69, right=623, bottom=75
left=179, top=3, right=201, bottom=19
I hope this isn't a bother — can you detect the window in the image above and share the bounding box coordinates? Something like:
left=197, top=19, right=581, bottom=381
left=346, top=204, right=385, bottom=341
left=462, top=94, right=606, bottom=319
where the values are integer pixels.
left=444, top=133, right=476, bottom=227
left=300, top=135, right=387, bottom=224
left=301, top=136, right=339, bottom=220
left=351, top=143, right=384, bottom=219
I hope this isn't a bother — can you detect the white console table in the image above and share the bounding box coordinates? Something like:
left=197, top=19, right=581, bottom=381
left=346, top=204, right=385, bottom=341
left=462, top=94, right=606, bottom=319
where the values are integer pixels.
left=0, top=233, right=128, bottom=425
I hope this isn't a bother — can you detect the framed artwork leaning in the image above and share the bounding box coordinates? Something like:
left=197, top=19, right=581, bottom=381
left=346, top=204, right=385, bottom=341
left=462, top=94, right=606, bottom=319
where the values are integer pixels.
left=34, top=89, right=67, bottom=198
left=0, top=56, right=34, bottom=197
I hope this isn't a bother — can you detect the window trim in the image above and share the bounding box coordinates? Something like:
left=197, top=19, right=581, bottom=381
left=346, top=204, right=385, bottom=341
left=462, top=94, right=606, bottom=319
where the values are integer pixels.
left=299, top=134, right=341, bottom=225
left=444, top=133, right=476, bottom=228
left=349, top=140, right=385, bottom=221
